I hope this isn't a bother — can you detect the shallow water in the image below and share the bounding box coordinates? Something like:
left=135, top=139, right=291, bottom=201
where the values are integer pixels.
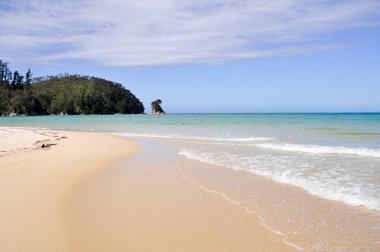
left=177, top=156, right=380, bottom=251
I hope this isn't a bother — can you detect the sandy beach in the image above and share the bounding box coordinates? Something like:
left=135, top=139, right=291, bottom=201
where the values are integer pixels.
left=0, top=128, right=297, bottom=251
left=67, top=140, right=297, bottom=251
left=0, top=128, right=137, bottom=251
left=2, top=127, right=379, bottom=251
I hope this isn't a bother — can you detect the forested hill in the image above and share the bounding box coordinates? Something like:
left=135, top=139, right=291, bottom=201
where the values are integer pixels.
left=32, top=75, right=144, bottom=115
left=0, top=60, right=144, bottom=115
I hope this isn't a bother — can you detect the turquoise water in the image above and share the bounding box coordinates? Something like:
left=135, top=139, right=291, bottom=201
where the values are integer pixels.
left=1, top=113, right=380, bottom=210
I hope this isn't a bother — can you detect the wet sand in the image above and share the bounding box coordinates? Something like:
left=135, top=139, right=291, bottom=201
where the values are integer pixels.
left=68, top=138, right=380, bottom=251
left=67, top=140, right=297, bottom=251
left=177, top=156, right=380, bottom=251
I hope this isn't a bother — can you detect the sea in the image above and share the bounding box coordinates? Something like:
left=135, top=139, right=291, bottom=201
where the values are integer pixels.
left=1, top=113, right=379, bottom=212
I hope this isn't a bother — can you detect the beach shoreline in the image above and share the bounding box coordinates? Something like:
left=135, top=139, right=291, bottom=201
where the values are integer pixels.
left=66, top=138, right=298, bottom=251
left=0, top=127, right=297, bottom=251
left=177, top=156, right=380, bottom=251
left=1, top=127, right=379, bottom=251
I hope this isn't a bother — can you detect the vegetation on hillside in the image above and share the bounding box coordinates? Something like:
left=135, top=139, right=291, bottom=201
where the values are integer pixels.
left=0, top=60, right=144, bottom=115
left=151, top=99, right=165, bottom=114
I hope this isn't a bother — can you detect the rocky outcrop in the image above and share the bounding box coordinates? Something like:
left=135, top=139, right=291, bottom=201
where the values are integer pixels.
left=151, top=99, right=165, bottom=115
left=4, top=112, right=25, bottom=116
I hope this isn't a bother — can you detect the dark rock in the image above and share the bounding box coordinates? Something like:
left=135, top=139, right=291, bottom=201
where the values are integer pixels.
left=151, top=99, right=165, bottom=115
left=41, top=143, right=57, bottom=148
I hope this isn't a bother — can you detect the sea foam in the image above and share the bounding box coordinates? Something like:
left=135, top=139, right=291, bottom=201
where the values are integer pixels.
left=117, top=133, right=273, bottom=142
left=179, top=149, right=380, bottom=211
left=256, top=143, right=380, bottom=158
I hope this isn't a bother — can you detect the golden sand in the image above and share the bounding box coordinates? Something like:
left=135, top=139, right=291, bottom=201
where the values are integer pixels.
left=0, top=128, right=296, bottom=251
left=67, top=140, right=296, bottom=251
left=0, top=129, right=137, bottom=251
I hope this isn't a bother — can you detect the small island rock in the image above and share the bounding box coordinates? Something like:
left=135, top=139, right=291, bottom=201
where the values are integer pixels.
left=151, top=99, right=165, bottom=115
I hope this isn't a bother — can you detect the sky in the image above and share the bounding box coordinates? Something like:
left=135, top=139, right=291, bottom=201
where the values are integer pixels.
left=1, top=0, right=379, bottom=113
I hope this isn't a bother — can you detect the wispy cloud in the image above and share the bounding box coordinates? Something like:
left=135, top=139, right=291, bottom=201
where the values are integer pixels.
left=1, top=0, right=379, bottom=67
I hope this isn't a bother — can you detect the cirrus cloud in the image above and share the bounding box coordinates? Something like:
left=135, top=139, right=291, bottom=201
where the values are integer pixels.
left=1, top=0, right=379, bottom=67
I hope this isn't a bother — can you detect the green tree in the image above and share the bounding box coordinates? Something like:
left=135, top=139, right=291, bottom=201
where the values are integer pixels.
left=0, top=60, right=12, bottom=88
left=24, top=69, right=32, bottom=95
left=1, top=60, right=145, bottom=116
left=11, top=71, right=24, bottom=90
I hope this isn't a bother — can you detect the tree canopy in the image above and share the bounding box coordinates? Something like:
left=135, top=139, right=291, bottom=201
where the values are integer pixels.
left=0, top=60, right=144, bottom=116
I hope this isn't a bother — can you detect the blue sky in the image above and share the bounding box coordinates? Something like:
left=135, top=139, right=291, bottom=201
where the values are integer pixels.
left=1, top=0, right=379, bottom=112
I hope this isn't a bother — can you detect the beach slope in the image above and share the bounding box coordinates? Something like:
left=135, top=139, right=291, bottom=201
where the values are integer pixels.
left=67, top=140, right=297, bottom=251
left=0, top=128, right=137, bottom=251
left=0, top=128, right=296, bottom=251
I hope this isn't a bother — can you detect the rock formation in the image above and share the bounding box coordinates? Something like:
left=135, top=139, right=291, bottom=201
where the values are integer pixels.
left=151, top=99, right=165, bottom=115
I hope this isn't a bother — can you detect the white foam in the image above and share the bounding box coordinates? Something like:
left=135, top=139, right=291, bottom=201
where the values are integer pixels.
left=117, top=133, right=273, bottom=142
left=256, top=143, right=380, bottom=158
left=258, top=171, right=380, bottom=211
left=179, top=150, right=380, bottom=211
left=179, top=150, right=224, bottom=167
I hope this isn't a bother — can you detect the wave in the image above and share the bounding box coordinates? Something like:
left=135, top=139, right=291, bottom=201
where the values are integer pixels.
left=117, top=133, right=273, bottom=142
left=256, top=143, right=380, bottom=158
left=118, top=133, right=380, bottom=158
left=179, top=150, right=225, bottom=167
left=179, top=150, right=380, bottom=211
